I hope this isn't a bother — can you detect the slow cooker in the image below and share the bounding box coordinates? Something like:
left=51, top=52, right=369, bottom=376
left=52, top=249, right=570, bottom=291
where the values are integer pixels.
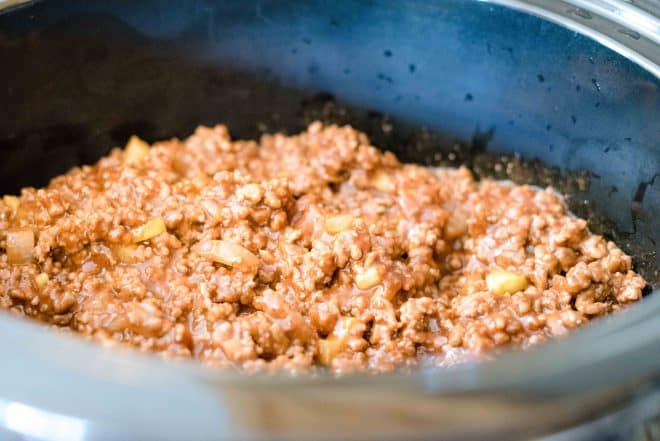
left=0, top=1, right=658, bottom=440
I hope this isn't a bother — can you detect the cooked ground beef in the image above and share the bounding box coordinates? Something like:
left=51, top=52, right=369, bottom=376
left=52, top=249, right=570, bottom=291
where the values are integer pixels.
left=0, top=123, right=646, bottom=373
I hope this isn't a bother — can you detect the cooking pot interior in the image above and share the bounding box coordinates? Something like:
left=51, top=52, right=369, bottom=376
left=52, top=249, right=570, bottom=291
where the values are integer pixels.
left=0, top=0, right=658, bottom=286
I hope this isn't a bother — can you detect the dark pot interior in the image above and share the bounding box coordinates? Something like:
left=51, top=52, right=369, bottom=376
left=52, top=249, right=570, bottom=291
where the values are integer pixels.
left=1, top=0, right=658, bottom=287
left=1, top=1, right=658, bottom=289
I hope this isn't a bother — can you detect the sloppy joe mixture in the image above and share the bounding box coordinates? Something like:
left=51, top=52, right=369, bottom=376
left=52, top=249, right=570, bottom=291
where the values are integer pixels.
left=0, top=123, right=646, bottom=373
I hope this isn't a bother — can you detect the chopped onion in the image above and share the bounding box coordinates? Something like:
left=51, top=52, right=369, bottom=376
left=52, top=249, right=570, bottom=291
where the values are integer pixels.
left=486, top=269, right=529, bottom=295
left=444, top=213, right=468, bottom=239
left=35, top=273, right=49, bottom=290
left=124, top=135, right=150, bottom=165
left=131, top=217, right=166, bottom=243
left=355, top=266, right=382, bottom=290
left=195, top=240, right=259, bottom=274
left=112, top=244, right=139, bottom=263
left=372, top=170, right=395, bottom=192
left=6, top=230, right=34, bottom=264
left=325, top=214, right=354, bottom=234
left=317, top=318, right=356, bottom=365
left=3, top=195, right=19, bottom=212
left=318, top=337, right=343, bottom=366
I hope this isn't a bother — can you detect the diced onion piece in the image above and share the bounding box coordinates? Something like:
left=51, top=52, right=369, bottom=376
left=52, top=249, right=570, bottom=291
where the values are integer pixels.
left=318, top=317, right=357, bottom=365
left=113, top=245, right=139, bottom=263
left=337, top=317, right=357, bottom=335
left=444, top=214, right=468, bottom=239
left=6, top=230, right=34, bottom=264
left=355, top=266, right=382, bottom=290
left=3, top=195, right=19, bottom=212
left=35, top=273, right=49, bottom=290
left=325, top=214, right=354, bottom=234
left=318, top=337, right=343, bottom=366
left=124, top=135, right=150, bottom=165
left=372, top=170, right=395, bottom=192
left=486, top=269, right=529, bottom=295
left=131, top=217, right=166, bottom=243
left=195, top=240, right=260, bottom=274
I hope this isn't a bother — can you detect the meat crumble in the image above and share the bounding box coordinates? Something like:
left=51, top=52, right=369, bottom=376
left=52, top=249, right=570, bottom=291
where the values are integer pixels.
left=0, top=123, right=646, bottom=373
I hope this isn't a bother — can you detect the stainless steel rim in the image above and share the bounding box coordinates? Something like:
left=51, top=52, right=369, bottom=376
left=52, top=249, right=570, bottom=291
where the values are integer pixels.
left=482, top=0, right=660, bottom=78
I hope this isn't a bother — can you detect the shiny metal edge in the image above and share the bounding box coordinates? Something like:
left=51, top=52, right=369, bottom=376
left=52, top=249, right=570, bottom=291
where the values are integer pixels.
left=2, top=0, right=658, bottom=74
left=480, top=0, right=660, bottom=77
left=0, top=0, right=31, bottom=13
left=572, top=0, right=660, bottom=44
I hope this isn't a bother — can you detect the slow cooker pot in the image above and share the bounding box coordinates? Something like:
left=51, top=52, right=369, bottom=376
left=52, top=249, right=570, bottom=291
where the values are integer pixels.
left=0, top=1, right=658, bottom=440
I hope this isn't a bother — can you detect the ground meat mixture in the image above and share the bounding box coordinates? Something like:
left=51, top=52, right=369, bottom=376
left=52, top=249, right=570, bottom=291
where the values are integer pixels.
left=0, top=123, right=646, bottom=374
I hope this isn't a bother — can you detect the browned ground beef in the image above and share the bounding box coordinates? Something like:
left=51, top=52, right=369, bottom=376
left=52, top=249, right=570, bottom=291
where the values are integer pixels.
left=0, top=123, right=646, bottom=373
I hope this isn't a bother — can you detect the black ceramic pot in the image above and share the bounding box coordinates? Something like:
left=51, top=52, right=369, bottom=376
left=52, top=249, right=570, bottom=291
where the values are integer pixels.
left=0, top=1, right=658, bottom=440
